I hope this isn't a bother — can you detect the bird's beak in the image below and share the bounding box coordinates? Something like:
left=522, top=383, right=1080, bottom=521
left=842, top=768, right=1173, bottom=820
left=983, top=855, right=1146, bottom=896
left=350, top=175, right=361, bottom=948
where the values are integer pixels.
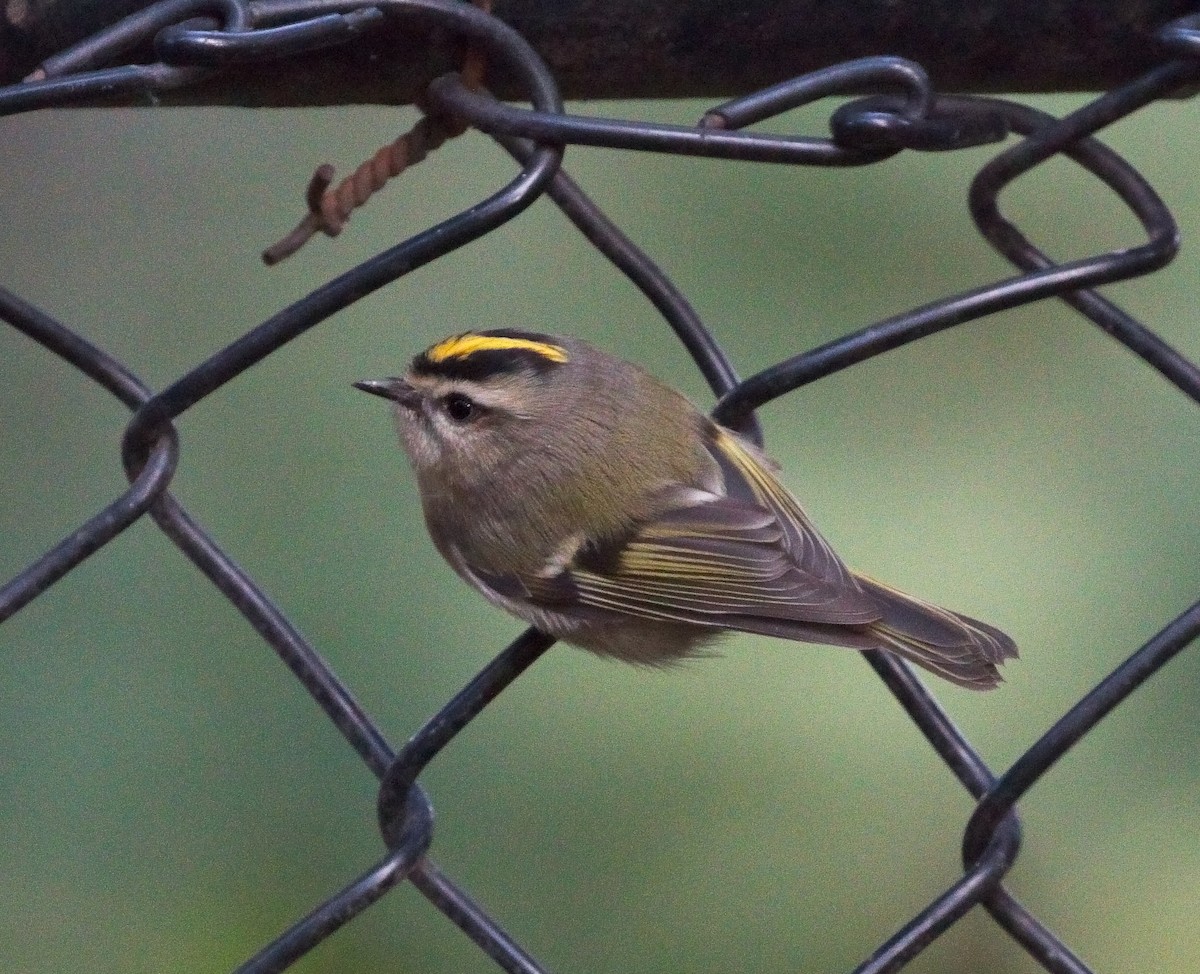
left=353, top=377, right=420, bottom=410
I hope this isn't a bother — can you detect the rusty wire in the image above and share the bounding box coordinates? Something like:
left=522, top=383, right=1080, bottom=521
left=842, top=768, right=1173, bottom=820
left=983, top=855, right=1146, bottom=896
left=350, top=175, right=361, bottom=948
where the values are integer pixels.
left=3, top=2, right=1200, bottom=973
left=261, top=0, right=495, bottom=264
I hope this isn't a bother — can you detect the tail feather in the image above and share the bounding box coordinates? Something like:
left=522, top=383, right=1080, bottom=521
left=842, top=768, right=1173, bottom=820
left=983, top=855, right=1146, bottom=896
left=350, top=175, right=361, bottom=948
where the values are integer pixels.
left=856, top=576, right=1018, bottom=690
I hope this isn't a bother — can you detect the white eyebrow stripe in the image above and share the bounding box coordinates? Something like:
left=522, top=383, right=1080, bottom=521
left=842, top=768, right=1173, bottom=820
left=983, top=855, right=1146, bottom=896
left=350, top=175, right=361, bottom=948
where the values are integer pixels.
left=405, top=374, right=538, bottom=414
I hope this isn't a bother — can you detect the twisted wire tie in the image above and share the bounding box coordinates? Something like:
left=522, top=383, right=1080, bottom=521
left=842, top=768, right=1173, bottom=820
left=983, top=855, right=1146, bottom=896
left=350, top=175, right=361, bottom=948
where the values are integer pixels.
left=261, top=0, right=491, bottom=265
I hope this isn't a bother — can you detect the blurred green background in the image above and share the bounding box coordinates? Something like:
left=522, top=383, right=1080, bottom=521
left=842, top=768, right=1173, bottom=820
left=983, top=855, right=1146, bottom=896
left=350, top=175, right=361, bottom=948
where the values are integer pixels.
left=1, top=91, right=1198, bottom=974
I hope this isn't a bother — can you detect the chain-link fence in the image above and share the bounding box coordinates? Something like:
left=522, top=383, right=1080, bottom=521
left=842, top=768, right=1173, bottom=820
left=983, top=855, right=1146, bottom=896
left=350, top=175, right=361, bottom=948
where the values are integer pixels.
left=4, top=2, right=1200, bottom=972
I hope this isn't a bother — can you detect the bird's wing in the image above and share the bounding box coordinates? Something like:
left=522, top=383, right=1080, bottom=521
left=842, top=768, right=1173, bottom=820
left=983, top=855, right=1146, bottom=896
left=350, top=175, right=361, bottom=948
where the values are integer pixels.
left=474, top=489, right=882, bottom=632
left=703, top=424, right=857, bottom=589
left=567, top=497, right=881, bottom=627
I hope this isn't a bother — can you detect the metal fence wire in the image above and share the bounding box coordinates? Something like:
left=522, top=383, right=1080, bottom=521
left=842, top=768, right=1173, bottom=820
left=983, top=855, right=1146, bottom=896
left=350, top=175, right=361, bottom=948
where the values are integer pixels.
left=4, top=1, right=1200, bottom=972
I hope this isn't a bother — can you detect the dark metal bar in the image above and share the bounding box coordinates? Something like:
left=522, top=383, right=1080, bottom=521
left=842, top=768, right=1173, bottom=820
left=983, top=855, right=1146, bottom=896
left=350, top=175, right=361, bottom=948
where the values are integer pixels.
left=3, top=0, right=1199, bottom=102
left=0, top=287, right=179, bottom=621
left=154, top=7, right=383, bottom=65
left=710, top=87, right=1181, bottom=429
left=409, top=858, right=553, bottom=974
left=234, top=798, right=435, bottom=974
left=852, top=821, right=1020, bottom=974
left=963, top=599, right=1200, bottom=864
left=377, top=628, right=554, bottom=845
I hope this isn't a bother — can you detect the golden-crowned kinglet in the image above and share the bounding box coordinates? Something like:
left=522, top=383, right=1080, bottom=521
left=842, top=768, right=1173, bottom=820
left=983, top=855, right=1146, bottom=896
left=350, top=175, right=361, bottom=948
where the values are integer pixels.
left=355, top=330, right=1017, bottom=689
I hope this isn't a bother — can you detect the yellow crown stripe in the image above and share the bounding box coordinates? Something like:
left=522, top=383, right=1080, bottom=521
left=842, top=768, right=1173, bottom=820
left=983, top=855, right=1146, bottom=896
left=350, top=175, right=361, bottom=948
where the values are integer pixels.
left=426, top=334, right=569, bottom=364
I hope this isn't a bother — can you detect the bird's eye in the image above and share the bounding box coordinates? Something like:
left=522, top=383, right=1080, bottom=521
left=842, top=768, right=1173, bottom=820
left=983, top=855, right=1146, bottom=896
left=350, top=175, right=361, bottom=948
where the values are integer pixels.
left=442, top=392, right=477, bottom=422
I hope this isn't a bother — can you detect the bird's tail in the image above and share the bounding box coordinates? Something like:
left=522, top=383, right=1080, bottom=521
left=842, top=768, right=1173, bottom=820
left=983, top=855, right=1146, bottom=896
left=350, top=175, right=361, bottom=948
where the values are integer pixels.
left=855, top=575, right=1019, bottom=691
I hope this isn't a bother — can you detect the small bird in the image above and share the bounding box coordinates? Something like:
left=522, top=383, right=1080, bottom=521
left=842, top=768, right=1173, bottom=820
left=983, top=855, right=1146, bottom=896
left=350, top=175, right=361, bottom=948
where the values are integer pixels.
left=355, top=329, right=1017, bottom=689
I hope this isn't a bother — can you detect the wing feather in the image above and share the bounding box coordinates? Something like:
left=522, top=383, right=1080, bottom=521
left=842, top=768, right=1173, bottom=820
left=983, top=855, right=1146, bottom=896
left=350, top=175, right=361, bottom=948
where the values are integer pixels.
left=568, top=493, right=881, bottom=626
left=706, top=426, right=856, bottom=588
